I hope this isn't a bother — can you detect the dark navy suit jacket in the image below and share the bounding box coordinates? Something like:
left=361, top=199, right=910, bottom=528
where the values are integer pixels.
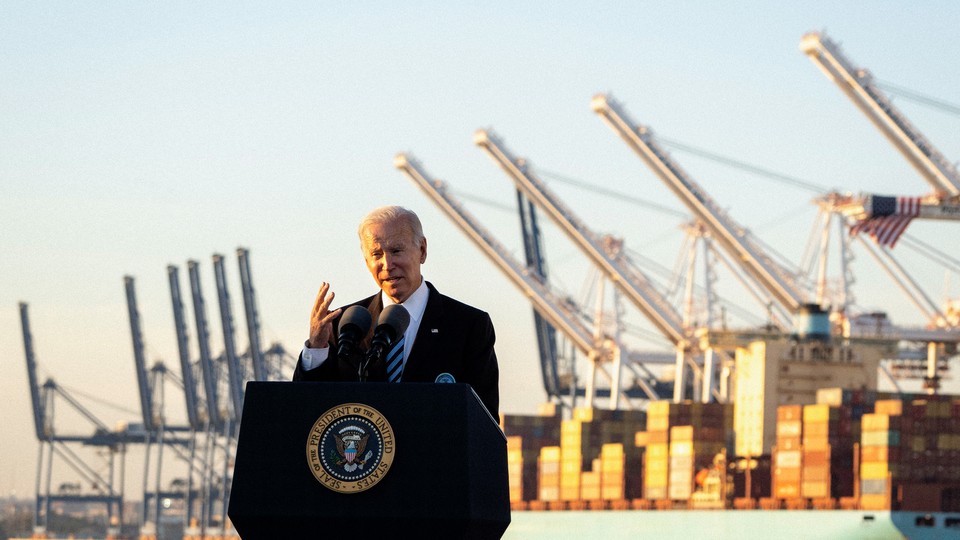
left=293, top=281, right=499, bottom=418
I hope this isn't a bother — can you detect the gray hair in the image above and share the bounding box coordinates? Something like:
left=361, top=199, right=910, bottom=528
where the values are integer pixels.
left=358, top=205, right=425, bottom=247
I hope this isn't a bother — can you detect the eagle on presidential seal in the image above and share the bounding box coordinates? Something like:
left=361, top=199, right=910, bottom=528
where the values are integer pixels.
left=333, top=427, right=373, bottom=473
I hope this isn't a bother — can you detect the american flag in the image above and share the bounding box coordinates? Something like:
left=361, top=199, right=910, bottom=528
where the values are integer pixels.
left=849, top=195, right=921, bottom=248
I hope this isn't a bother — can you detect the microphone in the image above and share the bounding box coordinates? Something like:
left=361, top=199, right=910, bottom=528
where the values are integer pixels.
left=336, top=306, right=373, bottom=359
left=361, top=304, right=410, bottom=380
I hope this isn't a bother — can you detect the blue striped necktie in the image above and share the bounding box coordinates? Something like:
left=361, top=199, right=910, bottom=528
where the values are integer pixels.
left=385, top=335, right=405, bottom=383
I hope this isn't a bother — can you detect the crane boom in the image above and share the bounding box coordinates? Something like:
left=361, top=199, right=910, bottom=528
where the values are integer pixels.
left=187, top=260, right=222, bottom=429
left=474, top=129, right=689, bottom=346
left=18, top=302, right=48, bottom=440
left=237, top=248, right=267, bottom=382
left=591, top=94, right=808, bottom=313
left=123, top=276, right=156, bottom=432
left=213, top=254, right=245, bottom=421
left=800, top=32, right=960, bottom=198
left=167, top=265, right=202, bottom=429
left=394, top=153, right=600, bottom=355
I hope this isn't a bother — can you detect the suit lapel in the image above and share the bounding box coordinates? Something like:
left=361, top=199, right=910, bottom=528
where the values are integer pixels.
left=406, top=283, right=442, bottom=377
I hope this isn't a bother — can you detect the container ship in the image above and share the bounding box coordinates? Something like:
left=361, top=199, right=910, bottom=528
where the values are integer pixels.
left=498, top=389, right=960, bottom=539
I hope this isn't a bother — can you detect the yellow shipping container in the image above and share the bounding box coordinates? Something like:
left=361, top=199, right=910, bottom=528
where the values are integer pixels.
left=647, top=400, right=672, bottom=418
left=602, top=457, right=624, bottom=473
left=670, top=441, right=693, bottom=457
left=560, top=485, right=580, bottom=501
left=861, top=462, right=895, bottom=480
left=645, top=458, right=668, bottom=475
left=803, top=403, right=835, bottom=423
left=541, top=446, right=561, bottom=461
left=601, top=443, right=624, bottom=458
left=573, top=407, right=594, bottom=422
left=562, top=419, right=584, bottom=434
left=602, top=483, right=624, bottom=500
left=862, top=413, right=894, bottom=432
left=647, top=443, right=669, bottom=459
left=801, top=481, right=829, bottom=499
left=647, top=416, right=669, bottom=432
left=582, top=484, right=601, bottom=501
left=635, top=431, right=649, bottom=447
left=561, top=460, right=583, bottom=475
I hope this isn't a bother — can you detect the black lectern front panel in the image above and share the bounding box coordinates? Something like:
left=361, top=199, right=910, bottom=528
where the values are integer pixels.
left=229, top=382, right=509, bottom=539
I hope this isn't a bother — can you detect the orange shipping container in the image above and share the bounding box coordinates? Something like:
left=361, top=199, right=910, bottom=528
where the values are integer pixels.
left=774, top=467, right=802, bottom=483
left=874, top=399, right=903, bottom=416
left=777, top=404, right=803, bottom=421
left=801, top=481, right=829, bottom=499
left=670, top=425, right=694, bottom=440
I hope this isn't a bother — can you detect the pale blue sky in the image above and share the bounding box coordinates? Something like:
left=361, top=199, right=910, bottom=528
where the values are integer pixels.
left=2, top=2, right=959, bottom=498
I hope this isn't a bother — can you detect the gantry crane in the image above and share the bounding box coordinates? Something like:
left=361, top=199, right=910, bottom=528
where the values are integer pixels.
left=593, top=94, right=959, bottom=393
left=19, top=302, right=144, bottom=538
left=473, top=129, right=721, bottom=402
left=800, top=31, right=960, bottom=245
left=186, top=259, right=236, bottom=536
left=125, top=276, right=199, bottom=539
left=395, top=153, right=663, bottom=407
left=166, top=264, right=205, bottom=531
left=592, top=94, right=812, bottom=318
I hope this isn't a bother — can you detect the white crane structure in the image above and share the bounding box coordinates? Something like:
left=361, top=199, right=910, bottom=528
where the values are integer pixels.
left=800, top=31, right=960, bottom=246
left=593, top=93, right=960, bottom=393
left=592, top=94, right=812, bottom=317
left=394, top=152, right=667, bottom=408
left=472, top=129, right=740, bottom=403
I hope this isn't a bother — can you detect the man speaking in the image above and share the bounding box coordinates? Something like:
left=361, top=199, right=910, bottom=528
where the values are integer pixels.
left=292, top=205, right=500, bottom=418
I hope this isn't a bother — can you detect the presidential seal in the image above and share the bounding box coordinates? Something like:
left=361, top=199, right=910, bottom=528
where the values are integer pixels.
left=306, top=403, right=395, bottom=493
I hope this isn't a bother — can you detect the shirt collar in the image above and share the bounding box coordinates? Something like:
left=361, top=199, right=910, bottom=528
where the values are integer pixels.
left=381, top=278, right=429, bottom=323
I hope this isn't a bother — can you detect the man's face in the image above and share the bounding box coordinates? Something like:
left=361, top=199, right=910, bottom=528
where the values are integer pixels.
left=361, top=218, right=426, bottom=304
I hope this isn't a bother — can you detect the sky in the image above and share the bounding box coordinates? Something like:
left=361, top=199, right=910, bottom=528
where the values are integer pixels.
left=2, top=2, right=959, bottom=501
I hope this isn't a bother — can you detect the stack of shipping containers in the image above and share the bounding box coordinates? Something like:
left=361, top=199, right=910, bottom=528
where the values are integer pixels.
left=500, top=408, right=562, bottom=507
left=501, top=392, right=960, bottom=511
left=772, top=404, right=803, bottom=499
left=859, top=399, right=902, bottom=510
left=859, top=396, right=960, bottom=511
left=644, top=401, right=683, bottom=501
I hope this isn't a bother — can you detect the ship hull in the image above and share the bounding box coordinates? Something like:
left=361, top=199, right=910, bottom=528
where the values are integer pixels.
left=503, top=510, right=960, bottom=539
